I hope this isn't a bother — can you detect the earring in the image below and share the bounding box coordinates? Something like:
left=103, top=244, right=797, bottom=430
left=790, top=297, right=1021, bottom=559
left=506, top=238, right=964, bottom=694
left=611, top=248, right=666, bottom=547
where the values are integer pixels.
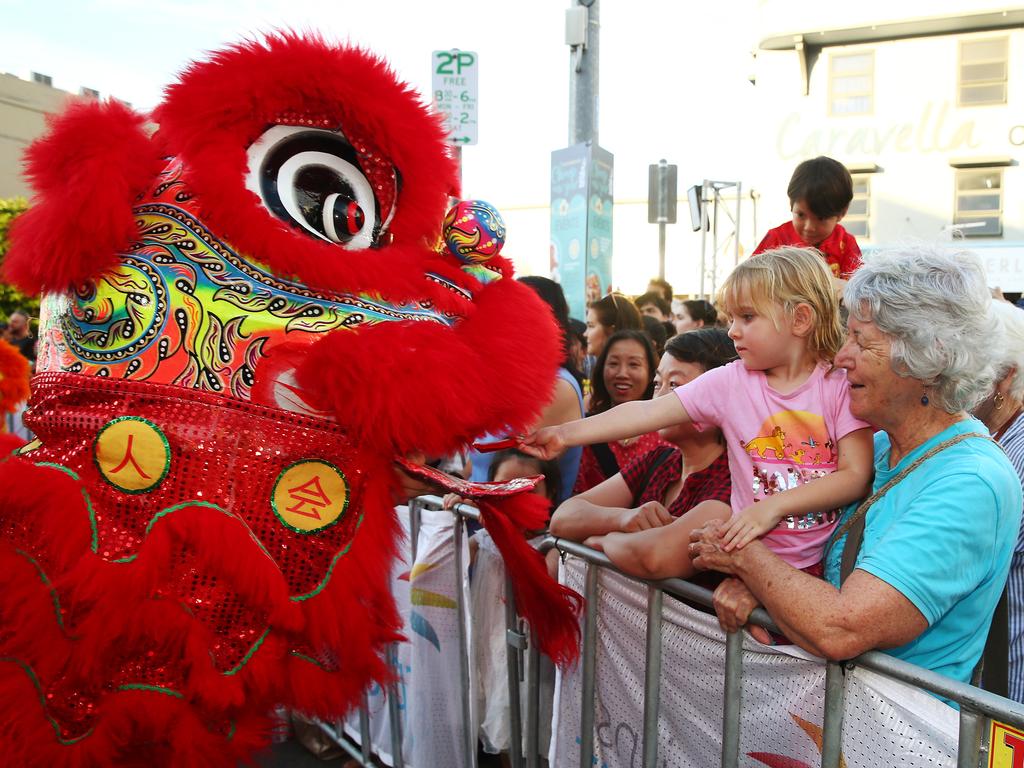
left=921, top=392, right=930, bottom=406
left=995, top=392, right=1006, bottom=411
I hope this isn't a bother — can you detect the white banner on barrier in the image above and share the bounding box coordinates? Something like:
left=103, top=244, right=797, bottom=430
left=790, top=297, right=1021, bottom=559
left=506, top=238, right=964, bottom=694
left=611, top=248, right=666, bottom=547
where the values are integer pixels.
left=552, top=558, right=960, bottom=768
left=341, top=505, right=474, bottom=768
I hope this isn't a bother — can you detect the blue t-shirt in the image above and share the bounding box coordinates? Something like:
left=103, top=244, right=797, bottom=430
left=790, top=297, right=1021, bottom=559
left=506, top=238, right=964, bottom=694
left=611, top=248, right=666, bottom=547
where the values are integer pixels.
left=469, top=367, right=584, bottom=504
left=824, top=418, right=1022, bottom=685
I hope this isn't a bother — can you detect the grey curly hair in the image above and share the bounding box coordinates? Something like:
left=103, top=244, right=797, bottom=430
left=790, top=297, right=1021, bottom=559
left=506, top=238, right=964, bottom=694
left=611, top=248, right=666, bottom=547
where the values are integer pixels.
left=989, top=299, right=1024, bottom=401
left=844, top=244, right=1002, bottom=414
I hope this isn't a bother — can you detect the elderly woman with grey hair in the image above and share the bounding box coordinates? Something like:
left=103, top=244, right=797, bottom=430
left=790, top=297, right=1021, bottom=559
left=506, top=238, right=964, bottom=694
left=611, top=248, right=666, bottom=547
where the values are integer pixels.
left=690, top=245, right=1022, bottom=689
left=974, top=300, right=1024, bottom=700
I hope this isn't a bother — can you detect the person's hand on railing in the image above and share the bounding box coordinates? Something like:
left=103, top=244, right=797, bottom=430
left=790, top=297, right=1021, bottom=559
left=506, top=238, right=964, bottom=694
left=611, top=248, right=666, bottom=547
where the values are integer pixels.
left=713, top=577, right=773, bottom=645
left=442, top=492, right=478, bottom=511
left=619, top=501, right=673, bottom=532
left=518, top=425, right=566, bottom=460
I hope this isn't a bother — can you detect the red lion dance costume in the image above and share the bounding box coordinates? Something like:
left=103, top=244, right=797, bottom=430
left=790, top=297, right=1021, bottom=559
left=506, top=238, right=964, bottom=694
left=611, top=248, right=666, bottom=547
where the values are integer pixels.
left=1, top=33, right=580, bottom=766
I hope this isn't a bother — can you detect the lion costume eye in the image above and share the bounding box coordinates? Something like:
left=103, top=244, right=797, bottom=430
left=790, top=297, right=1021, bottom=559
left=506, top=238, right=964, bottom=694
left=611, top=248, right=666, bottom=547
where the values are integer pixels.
left=245, top=125, right=390, bottom=250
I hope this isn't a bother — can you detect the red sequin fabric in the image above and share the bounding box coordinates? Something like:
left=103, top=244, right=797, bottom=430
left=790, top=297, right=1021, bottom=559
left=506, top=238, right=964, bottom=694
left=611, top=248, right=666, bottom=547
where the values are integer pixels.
left=0, top=368, right=401, bottom=753
left=24, top=371, right=367, bottom=598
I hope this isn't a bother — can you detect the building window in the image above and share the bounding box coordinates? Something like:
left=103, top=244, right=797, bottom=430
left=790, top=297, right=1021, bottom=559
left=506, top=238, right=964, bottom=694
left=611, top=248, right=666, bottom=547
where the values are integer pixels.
left=844, top=175, right=870, bottom=239
left=829, top=51, right=873, bottom=116
left=958, top=37, right=1008, bottom=106
left=954, top=168, right=1002, bottom=237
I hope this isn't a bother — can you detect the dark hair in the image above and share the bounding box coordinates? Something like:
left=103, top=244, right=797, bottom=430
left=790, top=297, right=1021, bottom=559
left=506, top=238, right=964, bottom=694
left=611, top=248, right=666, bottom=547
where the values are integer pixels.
left=518, top=275, right=583, bottom=385
left=681, top=299, right=718, bottom=327
left=588, top=330, right=657, bottom=416
left=488, top=449, right=561, bottom=506
left=647, top=278, right=673, bottom=303
left=641, top=314, right=667, bottom=357
left=635, top=291, right=670, bottom=318
left=589, top=293, right=642, bottom=334
left=664, top=327, right=737, bottom=372
left=787, top=156, right=853, bottom=220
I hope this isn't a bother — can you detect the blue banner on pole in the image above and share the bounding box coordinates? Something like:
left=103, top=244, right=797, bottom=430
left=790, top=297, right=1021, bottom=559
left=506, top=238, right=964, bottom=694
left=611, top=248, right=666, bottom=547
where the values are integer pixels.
left=550, top=143, right=614, bottom=321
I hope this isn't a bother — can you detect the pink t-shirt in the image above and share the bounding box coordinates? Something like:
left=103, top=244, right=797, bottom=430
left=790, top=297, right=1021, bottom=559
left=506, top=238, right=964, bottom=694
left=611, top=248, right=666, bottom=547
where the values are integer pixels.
left=676, top=360, right=870, bottom=569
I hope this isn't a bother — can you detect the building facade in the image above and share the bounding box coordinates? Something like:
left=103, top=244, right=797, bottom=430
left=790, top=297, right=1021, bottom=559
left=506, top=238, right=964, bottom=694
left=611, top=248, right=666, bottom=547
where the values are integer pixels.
left=750, top=5, right=1024, bottom=289
left=0, top=72, right=89, bottom=199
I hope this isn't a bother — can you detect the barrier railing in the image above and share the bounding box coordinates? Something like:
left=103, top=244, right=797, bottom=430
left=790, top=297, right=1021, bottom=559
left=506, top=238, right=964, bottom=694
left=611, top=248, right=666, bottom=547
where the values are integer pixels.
left=323, top=495, right=1024, bottom=768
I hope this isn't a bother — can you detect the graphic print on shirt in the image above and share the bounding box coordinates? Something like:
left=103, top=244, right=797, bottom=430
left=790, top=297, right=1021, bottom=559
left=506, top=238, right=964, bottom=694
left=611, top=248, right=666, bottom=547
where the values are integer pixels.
left=742, top=409, right=840, bottom=532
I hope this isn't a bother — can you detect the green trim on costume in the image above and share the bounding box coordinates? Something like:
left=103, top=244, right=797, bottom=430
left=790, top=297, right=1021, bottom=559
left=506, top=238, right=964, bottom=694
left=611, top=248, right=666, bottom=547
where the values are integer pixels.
left=290, top=651, right=330, bottom=670
left=14, top=548, right=65, bottom=630
left=0, top=657, right=94, bottom=745
left=110, top=500, right=274, bottom=563
left=34, top=462, right=99, bottom=552
left=224, top=628, right=270, bottom=676
left=116, top=683, right=184, bottom=698
left=289, top=512, right=363, bottom=602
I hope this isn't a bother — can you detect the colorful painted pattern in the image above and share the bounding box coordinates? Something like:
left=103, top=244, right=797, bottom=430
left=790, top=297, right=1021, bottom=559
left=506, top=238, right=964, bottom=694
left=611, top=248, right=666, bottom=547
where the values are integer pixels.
left=37, top=163, right=465, bottom=413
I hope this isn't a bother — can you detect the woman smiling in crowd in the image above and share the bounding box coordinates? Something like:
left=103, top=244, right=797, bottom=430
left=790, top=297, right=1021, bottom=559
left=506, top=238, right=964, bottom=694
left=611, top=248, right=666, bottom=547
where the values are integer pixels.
left=573, top=330, right=666, bottom=493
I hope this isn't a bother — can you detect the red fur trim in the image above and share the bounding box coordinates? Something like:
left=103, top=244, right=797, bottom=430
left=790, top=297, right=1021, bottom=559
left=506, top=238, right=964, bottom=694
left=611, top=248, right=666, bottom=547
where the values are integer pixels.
left=0, top=665, right=273, bottom=767
left=296, top=276, right=562, bottom=456
left=0, top=339, right=29, bottom=414
left=0, top=459, right=95, bottom=573
left=285, top=462, right=402, bottom=712
left=0, top=431, right=25, bottom=456
left=0, top=455, right=404, bottom=734
left=4, top=99, right=163, bottom=294
left=152, top=32, right=460, bottom=299
left=478, top=495, right=583, bottom=667
left=0, top=545, right=74, bottom=681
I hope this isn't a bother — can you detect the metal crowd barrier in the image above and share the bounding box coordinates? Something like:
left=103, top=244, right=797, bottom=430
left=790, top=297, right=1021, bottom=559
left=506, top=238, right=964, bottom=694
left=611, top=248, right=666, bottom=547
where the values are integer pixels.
left=325, top=495, right=1024, bottom=768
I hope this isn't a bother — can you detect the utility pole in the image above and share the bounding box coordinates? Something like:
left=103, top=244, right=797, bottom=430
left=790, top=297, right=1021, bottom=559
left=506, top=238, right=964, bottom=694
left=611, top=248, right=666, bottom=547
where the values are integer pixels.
left=567, top=0, right=599, bottom=145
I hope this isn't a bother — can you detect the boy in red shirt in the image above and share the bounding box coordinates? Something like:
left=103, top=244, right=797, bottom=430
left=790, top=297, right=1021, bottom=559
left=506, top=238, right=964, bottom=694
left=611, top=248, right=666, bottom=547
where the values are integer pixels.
left=754, top=156, right=861, bottom=285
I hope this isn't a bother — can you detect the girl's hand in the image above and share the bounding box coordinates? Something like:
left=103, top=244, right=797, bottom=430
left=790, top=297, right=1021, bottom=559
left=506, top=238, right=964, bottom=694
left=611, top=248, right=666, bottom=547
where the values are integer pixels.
left=442, top=493, right=463, bottom=510
left=619, top=501, right=673, bottom=532
left=720, top=500, right=782, bottom=551
left=583, top=534, right=606, bottom=551
left=519, top=425, right=565, bottom=460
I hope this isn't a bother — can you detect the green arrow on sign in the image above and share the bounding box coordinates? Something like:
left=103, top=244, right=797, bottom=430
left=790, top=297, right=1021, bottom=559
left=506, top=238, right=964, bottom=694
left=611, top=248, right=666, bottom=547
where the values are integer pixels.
left=451, top=137, right=472, bottom=144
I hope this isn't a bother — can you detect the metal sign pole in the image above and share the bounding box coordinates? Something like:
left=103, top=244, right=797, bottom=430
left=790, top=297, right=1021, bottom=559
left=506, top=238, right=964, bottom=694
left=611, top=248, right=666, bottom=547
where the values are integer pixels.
left=568, top=0, right=600, bottom=146
left=699, top=180, right=709, bottom=298
left=658, top=159, right=668, bottom=280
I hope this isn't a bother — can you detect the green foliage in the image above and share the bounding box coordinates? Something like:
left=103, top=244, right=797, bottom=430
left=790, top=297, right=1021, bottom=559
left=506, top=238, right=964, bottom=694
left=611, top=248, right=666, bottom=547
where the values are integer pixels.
left=0, top=198, right=39, bottom=324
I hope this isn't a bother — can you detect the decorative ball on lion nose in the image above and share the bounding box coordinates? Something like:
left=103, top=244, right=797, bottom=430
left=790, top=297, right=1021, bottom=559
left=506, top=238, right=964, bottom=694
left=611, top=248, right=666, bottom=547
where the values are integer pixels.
left=442, top=199, right=506, bottom=265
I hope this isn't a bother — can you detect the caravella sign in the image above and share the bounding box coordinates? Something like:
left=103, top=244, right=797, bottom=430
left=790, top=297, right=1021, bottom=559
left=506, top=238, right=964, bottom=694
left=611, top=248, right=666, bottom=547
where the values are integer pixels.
left=777, top=100, right=984, bottom=160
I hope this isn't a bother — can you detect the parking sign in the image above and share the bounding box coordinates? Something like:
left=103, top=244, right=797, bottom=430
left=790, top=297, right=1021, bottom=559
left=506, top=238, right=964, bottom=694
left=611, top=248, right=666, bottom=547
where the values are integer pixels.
left=432, top=50, right=478, bottom=145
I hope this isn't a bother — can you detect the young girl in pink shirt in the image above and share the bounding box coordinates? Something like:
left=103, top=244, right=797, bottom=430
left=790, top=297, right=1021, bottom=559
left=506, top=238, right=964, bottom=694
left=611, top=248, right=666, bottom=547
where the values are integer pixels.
left=524, top=247, right=873, bottom=573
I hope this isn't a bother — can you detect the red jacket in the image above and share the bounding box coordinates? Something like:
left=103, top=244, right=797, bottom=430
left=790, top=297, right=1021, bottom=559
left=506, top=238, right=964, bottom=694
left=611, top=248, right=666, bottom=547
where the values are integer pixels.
left=754, top=220, right=862, bottom=279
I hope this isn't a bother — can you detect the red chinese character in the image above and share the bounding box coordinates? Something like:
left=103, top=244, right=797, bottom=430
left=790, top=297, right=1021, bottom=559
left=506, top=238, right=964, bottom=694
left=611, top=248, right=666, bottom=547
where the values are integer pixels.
left=109, top=434, right=151, bottom=479
left=285, top=475, right=332, bottom=520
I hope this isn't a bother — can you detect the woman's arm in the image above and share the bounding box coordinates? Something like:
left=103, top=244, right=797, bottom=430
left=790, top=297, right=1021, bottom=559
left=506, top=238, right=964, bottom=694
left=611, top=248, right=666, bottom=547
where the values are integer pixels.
left=690, top=522, right=927, bottom=659
left=600, top=500, right=731, bottom=580
left=720, top=427, right=874, bottom=550
left=522, top=394, right=689, bottom=461
left=536, top=376, right=583, bottom=432
left=549, top=473, right=673, bottom=541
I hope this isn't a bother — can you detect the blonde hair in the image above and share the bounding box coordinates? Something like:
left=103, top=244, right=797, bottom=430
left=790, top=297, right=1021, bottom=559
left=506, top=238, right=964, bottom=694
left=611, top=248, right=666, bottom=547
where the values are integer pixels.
left=718, top=247, right=843, bottom=363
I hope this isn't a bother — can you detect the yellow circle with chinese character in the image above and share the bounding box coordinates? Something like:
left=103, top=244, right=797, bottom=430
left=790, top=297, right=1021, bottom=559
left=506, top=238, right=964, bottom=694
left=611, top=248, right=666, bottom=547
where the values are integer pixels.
left=94, top=417, right=171, bottom=493
left=272, top=460, right=349, bottom=534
